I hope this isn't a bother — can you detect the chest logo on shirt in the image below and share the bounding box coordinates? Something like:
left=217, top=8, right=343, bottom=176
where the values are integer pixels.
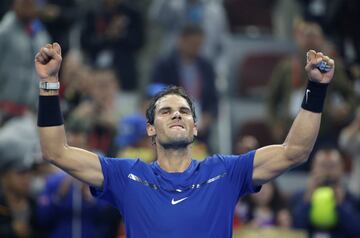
left=171, top=197, right=188, bottom=205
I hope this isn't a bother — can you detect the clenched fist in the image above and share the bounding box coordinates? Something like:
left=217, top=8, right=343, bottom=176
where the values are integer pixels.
left=305, top=50, right=335, bottom=84
left=35, top=43, right=62, bottom=82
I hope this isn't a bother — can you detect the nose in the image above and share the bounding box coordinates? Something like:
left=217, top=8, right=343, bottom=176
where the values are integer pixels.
left=171, top=110, right=181, bottom=120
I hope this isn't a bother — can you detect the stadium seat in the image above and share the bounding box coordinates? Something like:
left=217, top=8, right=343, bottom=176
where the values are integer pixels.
left=237, top=52, right=286, bottom=99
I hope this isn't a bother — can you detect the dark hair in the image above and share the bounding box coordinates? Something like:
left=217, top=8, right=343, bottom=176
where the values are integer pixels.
left=145, top=86, right=197, bottom=125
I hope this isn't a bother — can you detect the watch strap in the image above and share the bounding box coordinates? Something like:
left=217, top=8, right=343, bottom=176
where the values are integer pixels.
left=39, top=82, right=60, bottom=90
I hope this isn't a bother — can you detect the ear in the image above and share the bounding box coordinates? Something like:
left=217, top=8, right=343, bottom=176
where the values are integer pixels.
left=146, top=123, right=156, bottom=137
left=193, top=122, right=198, bottom=137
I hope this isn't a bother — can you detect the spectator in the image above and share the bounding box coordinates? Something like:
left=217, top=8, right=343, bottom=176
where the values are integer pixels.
left=150, top=24, right=218, bottom=144
left=350, top=64, right=360, bottom=100
left=233, top=135, right=260, bottom=155
left=36, top=120, right=121, bottom=238
left=70, top=68, right=138, bottom=156
left=235, top=181, right=290, bottom=229
left=291, top=148, right=360, bottom=238
left=149, top=0, right=229, bottom=61
left=298, top=0, right=360, bottom=66
left=267, top=20, right=355, bottom=144
left=339, top=107, right=360, bottom=198
left=59, top=50, right=92, bottom=119
left=0, top=0, right=50, bottom=124
left=114, top=83, right=166, bottom=163
left=38, top=0, right=78, bottom=55
left=297, top=0, right=338, bottom=35
left=81, top=0, right=145, bottom=91
left=0, top=138, right=44, bottom=238
left=116, top=113, right=154, bottom=163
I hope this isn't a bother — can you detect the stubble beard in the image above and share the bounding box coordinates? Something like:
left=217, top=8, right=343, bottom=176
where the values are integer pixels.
left=158, top=136, right=195, bottom=150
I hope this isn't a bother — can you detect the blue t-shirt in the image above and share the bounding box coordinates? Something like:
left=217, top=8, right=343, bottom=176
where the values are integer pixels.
left=90, top=151, right=260, bottom=238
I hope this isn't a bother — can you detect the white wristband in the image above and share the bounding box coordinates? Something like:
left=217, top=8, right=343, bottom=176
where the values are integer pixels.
left=39, top=82, right=60, bottom=90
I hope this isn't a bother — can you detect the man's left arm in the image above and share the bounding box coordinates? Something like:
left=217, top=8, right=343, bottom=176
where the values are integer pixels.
left=252, top=50, right=335, bottom=185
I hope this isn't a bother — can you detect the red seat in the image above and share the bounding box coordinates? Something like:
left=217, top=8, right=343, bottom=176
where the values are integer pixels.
left=224, top=0, right=276, bottom=34
left=236, top=119, right=274, bottom=147
left=237, top=52, right=286, bottom=98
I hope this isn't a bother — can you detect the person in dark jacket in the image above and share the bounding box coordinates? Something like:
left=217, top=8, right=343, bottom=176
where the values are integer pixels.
left=150, top=24, right=218, bottom=144
left=81, top=0, right=145, bottom=91
left=291, top=148, right=360, bottom=238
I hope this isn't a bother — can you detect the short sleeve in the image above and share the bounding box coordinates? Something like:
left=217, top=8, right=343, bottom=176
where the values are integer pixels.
left=90, top=156, right=137, bottom=207
left=221, top=150, right=261, bottom=199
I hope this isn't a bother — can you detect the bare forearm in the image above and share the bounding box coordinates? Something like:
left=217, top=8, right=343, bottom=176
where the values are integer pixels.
left=253, top=50, right=334, bottom=184
left=283, top=109, right=321, bottom=162
left=35, top=43, right=103, bottom=187
left=38, top=125, right=67, bottom=161
left=283, top=75, right=329, bottom=162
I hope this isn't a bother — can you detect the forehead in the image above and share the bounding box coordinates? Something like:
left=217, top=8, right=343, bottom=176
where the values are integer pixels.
left=314, top=151, right=341, bottom=167
left=155, top=94, right=190, bottom=110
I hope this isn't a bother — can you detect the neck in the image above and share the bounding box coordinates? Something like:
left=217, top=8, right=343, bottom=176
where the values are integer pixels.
left=156, top=145, right=192, bottom=172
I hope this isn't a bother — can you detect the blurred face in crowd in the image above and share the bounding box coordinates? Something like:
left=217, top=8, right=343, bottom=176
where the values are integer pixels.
left=2, top=169, right=31, bottom=197
left=311, top=149, right=344, bottom=184
left=178, top=33, right=204, bottom=59
left=67, top=131, right=88, bottom=148
left=277, top=209, right=292, bottom=229
left=147, top=94, right=197, bottom=149
left=61, top=54, right=92, bottom=96
left=91, top=69, right=119, bottom=107
left=234, top=135, right=259, bottom=154
left=13, top=0, right=37, bottom=23
left=294, top=21, right=325, bottom=53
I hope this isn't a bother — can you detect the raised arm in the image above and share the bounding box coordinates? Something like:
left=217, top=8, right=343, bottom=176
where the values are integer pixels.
left=36, top=43, right=103, bottom=187
left=252, top=50, right=335, bottom=185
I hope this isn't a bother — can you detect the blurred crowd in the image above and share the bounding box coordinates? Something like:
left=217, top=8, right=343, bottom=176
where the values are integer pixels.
left=0, top=0, right=360, bottom=237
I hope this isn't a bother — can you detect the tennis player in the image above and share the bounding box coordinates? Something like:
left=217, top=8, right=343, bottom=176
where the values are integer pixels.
left=35, top=43, right=334, bottom=237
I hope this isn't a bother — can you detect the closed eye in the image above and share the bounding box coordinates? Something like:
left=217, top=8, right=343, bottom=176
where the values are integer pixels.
left=159, top=108, right=170, bottom=115
left=180, top=107, right=191, bottom=114
left=158, top=107, right=191, bottom=115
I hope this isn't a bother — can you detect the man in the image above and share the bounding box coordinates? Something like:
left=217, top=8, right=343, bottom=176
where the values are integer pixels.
left=148, top=0, right=229, bottom=60
left=37, top=0, right=77, bottom=56
left=0, top=0, right=50, bottom=124
left=35, top=42, right=334, bottom=237
left=291, top=148, right=360, bottom=237
left=151, top=24, right=217, bottom=143
left=0, top=137, right=44, bottom=238
left=339, top=107, right=360, bottom=197
left=80, top=0, right=145, bottom=91
left=69, top=68, right=123, bottom=156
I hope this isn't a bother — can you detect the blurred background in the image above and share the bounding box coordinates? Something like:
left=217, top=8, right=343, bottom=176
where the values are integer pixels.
left=0, top=0, right=360, bottom=237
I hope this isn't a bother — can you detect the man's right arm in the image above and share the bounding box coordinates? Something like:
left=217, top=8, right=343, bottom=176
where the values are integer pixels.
left=36, top=43, right=103, bottom=188
left=39, top=124, right=103, bottom=187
